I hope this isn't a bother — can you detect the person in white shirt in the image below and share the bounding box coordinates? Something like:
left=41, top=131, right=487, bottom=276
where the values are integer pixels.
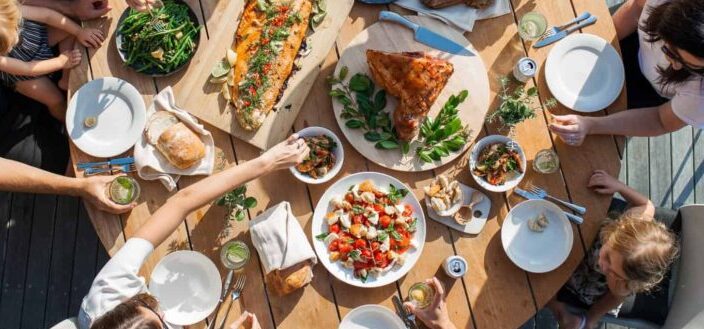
left=549, top=0, right=704, bottom=146
left=78, top=135, right=310, bottom=329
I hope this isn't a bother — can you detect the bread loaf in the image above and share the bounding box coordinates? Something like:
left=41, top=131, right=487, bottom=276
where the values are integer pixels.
left=155, top=122, right=205, bottom=169
left=265, top=262, right=313, bottom=296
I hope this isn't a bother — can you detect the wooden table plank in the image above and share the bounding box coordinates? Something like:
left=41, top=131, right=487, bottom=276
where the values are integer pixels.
left=694, top=130, right=704, bottom=204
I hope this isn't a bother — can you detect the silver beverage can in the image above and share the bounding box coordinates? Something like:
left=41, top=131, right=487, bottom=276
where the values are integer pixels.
left=443, top=255, right=467, bottom=279
left=513, top=57, right=537, bottom=83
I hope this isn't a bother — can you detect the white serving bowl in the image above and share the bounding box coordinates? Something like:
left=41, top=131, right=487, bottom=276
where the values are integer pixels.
left=469, top=135, right=527, bottom=193
left=290, top=126, right=344, bottom=184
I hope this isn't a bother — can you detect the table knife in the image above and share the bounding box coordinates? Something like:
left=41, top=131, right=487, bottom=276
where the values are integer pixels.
left=379, top=11, right=474, bottom=56
left=77, top=156, right=135, bottom=169
left=513, top=188, right=584, bottom=225
left=392, top=295, right=417, bottom=329
left=206, top=269, right=234, bottom=329
left=533, top=15, right=598, bottom=48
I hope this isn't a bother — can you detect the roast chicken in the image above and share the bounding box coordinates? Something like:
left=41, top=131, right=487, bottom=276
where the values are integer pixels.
left=366, top=50, right=454, bottom=141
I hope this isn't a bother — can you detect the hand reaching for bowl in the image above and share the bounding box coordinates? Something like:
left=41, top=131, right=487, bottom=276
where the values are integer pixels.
left=404, top=277, right=457, bottom=329
left=259, top=134, right=310, bottom=172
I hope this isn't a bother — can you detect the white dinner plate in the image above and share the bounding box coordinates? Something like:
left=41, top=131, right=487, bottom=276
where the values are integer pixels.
left=545, top=33, right=625, bottom=112
left=501, top=199, right=573, bottom=273
left=339, top=305, right=406, bottom=329
left=312, top=172, right=426, bottom=288
left=66, top=77, right=147, bottom=157
left=148, top=251, right=221, bottom=326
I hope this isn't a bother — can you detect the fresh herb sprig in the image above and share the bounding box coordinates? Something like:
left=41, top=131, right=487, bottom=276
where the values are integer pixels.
left=387, top=184, right=409, bottom=204
left=216, top=185, right=257, bottom=221
left=328, top=66, right=405, bottom=151
left=487, top=77, right=557, bottom=130
left=416, top=90, right=471, bottom=163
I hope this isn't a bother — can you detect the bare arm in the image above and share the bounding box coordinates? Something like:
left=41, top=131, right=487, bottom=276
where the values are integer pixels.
left=0, top=56, right=66, bottom=76
left=588, top=170, right=655, bottom=217
left=22, top=0, right=112, bottom=21
left=612, top=0, right=647, bottom=40
left=586, top=291, right=627, bottom=328
left=21, top=5, right=82, bottom=35
left=586, top=102, right=687, bottom=137
left=20, top=0, right=72, bottom=16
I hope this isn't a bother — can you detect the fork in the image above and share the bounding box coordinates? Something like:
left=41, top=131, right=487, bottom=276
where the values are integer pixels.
left=84, top=164, right=136, bottom=176
left=539, top=12, right=591, bottom=40
left=146, top=0, right=167, bottom=32
left=527, top=185, right=587, bottom=215
left=217, top=274, right=247, bottom=329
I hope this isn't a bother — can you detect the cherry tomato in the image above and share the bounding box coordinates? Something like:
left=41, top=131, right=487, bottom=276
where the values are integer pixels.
left=353, top=215, right=363, bottom=225
left=339, top=243, right=353, bottom=254
left=330, top=224, right=340, bottom=234
left=371, top=241, right=380, bottom=250
left=353, top=261, right=368, bottom=270
left=379, top=215, right=392, bottom=228
left=373, top=204, right=384, bottom=212
left=395, top=224, right=406, bottom=234
left=373, top=250, right=383, bottom=262
left=354, top=239, right=366, bottom=249
left=402, top=204, right=413, bottom=217
left=345, top=193, right=354, bottom=203
left=328, top=240, right=339, bottom=252
left=361, top=249, right=372, bottom=259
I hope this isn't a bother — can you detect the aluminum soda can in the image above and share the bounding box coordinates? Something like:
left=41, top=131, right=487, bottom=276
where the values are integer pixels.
left=443, top=255, right=468, bottom=279
left=513, top=57, right=537, bottom=83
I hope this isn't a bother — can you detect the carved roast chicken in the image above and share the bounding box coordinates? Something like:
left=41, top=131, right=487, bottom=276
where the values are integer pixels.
left=366, top=50, right=454, bottom=141
left=231, top=0, right=312, bottom=130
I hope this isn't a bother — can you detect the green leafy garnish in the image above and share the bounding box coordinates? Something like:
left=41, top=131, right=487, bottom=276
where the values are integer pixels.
left=408, top=218, right=418, bottom=232
left=390, top=231, right=403, bottom=241
left=416, top=90, right=471, bottom=163
left=487, top=76, right=557, bottom=130
left=377, top=231, right=389, bottom=242
left=315, top=232, right=328, bottom=241
left=388, top=184, right=409, bottom=204
left=216, top=185, right=257, bottom=221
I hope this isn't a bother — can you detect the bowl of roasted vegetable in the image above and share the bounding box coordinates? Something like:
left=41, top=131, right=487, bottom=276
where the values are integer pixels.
left=469, top=135, right=526, bottom=193
left=116, top=0, right=200, bottom=76
left=312, top=172, right=426, bottom=288
left=291, top=126, right=344, bottom=184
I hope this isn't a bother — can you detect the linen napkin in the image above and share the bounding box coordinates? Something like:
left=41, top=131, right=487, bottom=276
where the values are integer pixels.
left=249, top=202, right=318, bottom=274
left=394, top=0, right=511, bottom=32
left=134, top=87, right=215, bottom=191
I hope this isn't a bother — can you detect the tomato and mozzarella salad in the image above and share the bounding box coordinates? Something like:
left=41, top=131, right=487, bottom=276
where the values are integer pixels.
left=315, top=180, right=418, bottom=283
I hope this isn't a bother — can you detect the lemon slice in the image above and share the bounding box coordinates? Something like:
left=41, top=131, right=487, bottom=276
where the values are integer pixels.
left=226, top=49, right=237, bottom=67
left=209, top=75, right=228, bottom=84
left=211, top=59, right=230, bottom=78
left=226, top=243, right=249, bottom=263
left=226, top=68, right=236, bottom=87
left=221, top=83, right=231, bottom=101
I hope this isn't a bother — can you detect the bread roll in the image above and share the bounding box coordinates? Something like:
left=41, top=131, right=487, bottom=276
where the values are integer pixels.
left=156, top=122, right=205, bottom=169
left=145, top=111, right=179, bottom=145
left=265, top=262, right=313, bottom=296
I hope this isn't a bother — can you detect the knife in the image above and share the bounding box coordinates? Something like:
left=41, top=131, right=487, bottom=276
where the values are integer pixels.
left=533, top=15, right=598, bottom=48
left=77, top=156, right=135, bottom=169
left=392, top=295, right=417, bottom=329
left=513, top=188, right=584, bottom=225
left=379, top=11, right=474, bottom=56
left=206, top=269, right=234, bottom=329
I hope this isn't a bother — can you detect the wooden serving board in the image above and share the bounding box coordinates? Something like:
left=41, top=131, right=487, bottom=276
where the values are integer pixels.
left=171, top=0, right=354, bottom=150
left=332, top=16, right=490, bottom=171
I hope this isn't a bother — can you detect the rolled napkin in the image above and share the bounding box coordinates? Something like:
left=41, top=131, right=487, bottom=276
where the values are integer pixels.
left=249, top=201, right=318, bottom=295
left=394, top=0, right=511, bottom=32
left=134, top=86, right=215, bottom=191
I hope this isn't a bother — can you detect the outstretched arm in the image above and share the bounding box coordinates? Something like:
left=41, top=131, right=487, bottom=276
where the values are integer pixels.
left=134, top=135, right=309, bottom=247
left=0, top=157, right=134, bottom=213
left=588, top=170, right=655, bottom=217
left=0, top=52, right=80, bottom=76
left=612, top=0, right=648, bottom=40
left=21, top=0, right=111, bottom=21
left=21, top=5, right=82, bottom=35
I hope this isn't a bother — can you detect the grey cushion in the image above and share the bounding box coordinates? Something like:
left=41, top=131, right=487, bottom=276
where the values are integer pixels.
left=49, top=317, right=79, bottom=329
left=663, top=205, right=704, bottom=329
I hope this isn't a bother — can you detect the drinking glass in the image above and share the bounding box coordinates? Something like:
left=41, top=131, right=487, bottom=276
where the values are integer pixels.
left=518, top=12, right=548, bottom=40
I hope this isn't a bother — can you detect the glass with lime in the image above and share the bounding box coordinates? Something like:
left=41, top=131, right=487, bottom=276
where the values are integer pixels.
left=533, top=149, right=560, bottom=174
left=518, top=12, right=548, bottom=40
left=108, top=176, right=140, bottom=205
left=220, top=240, right=250, bottom=270
left=408, top=282, right=436, bottom=309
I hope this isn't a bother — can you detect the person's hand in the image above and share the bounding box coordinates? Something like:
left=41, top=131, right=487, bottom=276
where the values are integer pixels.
left=403, top=277, right=456, bottom=329
left=77, top=27, right=105, bottom=48
left=79, top=175, right=136, bottom=214
left=59, top=49, right=82, bottom=68
left=229, top=311, right=261, bottom=329
left=68, top=0, right=112, bottom=20
left=126, top=0, right=159, bottom=11
left=549, top=114, right=593, bottom=146
left=588, top=170, right=624, bottom=195
left=258, top=134, right=310, bottom=172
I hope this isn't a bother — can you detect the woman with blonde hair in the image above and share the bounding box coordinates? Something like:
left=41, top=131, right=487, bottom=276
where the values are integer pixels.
left=547, top=170, right=679, bottom=329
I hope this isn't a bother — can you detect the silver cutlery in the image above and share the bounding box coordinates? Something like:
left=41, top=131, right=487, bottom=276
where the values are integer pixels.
left=539, top=12, right=591, bottom=40
left=526, top=185, right=586, bottom=215
left=206, top=269, right=235, bottom=329
left=533, top=15, right=598, bottom=48
left=513, top=188, right=584, bottom=225
left=217, top=274, right=247, bottom=329
left=77, top=156, right=134, bottom=169
left=379, top=11, right=474, bottom=56
left=84, top=163, right=137, bottom=176
left=392, top=295, right=417, bottom=329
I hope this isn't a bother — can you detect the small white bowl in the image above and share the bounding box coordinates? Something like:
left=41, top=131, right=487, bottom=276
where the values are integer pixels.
left=290, top=126, right=344, bottom=185
left=469, top=135, right=526, bottom=193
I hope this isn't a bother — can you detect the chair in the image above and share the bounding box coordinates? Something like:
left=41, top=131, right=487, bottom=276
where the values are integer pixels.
left=49, top=317, right=79, bottom=329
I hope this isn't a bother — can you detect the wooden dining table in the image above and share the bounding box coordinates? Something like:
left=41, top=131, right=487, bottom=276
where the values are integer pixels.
left=68, top=0, right=625, bottom=328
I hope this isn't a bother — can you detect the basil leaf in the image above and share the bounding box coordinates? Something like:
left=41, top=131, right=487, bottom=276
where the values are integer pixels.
left=402, top=142, right=410, bottom=155
left=364, top=131, right=382, bottom=142
left=346, top=119, right=364, bottom=129
left=234, top=185, right=247, bottom=195
left=315, top=232, right=328, bottom=241
left=444, top=117, right=462, bottom=136
left=458, top=89, right=469, bottom=102
left=349, top=73, right=372, bottom=93
left=434, top=145, right=449, bottom=157
left=339, top=66, right=349, bottom=81
left=391, top=231, right=403, bottom=241
left=329, top=89, right=345, bottom=98
left=374, top=90, right=386, bottom=110
left=235, top=210, right=246, bottom=221
left=375, top=140, right=400, bottom=149
left=244, top=197, right=257, bottom=209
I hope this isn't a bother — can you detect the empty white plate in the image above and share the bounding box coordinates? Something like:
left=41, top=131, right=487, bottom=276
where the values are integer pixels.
left=501, top=199, right=573, bottom=273
left=545, top=33, right=625, bottom=112
left=339, top=305, right=406, bottom=329
left=66, top=77, right=146, bottom=157
left=149, top=251, right=221, bottom=326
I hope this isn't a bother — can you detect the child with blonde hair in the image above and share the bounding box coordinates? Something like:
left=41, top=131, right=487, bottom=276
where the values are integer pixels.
left=0, top=0, right=104, bottom=120
left=548, top=170, right=679, bottom=329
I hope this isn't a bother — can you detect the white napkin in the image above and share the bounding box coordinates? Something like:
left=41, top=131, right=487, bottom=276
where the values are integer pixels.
left=394, top=0, right=511, bottom=32
left=134, top=87, right=215, bottom=191
left=249, top=202, right=318, bottom=274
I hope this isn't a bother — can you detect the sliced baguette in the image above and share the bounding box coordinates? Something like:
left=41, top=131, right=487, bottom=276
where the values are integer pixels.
left=145, top=111, right=179, bottom=145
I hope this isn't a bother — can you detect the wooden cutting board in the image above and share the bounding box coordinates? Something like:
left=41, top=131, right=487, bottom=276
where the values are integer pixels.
left=333, top=16, right=490, bottom=172
left=172, top=0, right=354, bottom=150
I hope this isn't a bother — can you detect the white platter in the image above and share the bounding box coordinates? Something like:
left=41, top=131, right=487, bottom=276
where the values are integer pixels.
left=545, top=33, right=625, bottom=112
left=501, top=199, right=574, bottom=273
left=67, top=77, right=147, bottom=158
left=149, top=250, right=221, bottom=326
left=425, top=183, right=491, bottom=235
left=333, top=16, right=490, bottom=172
left=312, top=172, right=426, bottom=288
left=339, top=304, right=406, bottom=329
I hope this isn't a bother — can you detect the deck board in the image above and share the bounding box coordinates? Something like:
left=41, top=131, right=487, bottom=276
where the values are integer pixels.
left=649, top=134, right=673, bottom=208
left=670, top=126, right=695, bottom=208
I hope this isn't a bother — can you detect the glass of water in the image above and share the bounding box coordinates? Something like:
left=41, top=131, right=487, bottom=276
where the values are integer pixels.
left=518, top=12, right=548, bottom=41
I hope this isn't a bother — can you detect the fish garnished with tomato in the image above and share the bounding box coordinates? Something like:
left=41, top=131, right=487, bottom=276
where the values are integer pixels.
left=315, top=180, right=418, bottom=283
left=231, top=0, right=312, bottom=130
